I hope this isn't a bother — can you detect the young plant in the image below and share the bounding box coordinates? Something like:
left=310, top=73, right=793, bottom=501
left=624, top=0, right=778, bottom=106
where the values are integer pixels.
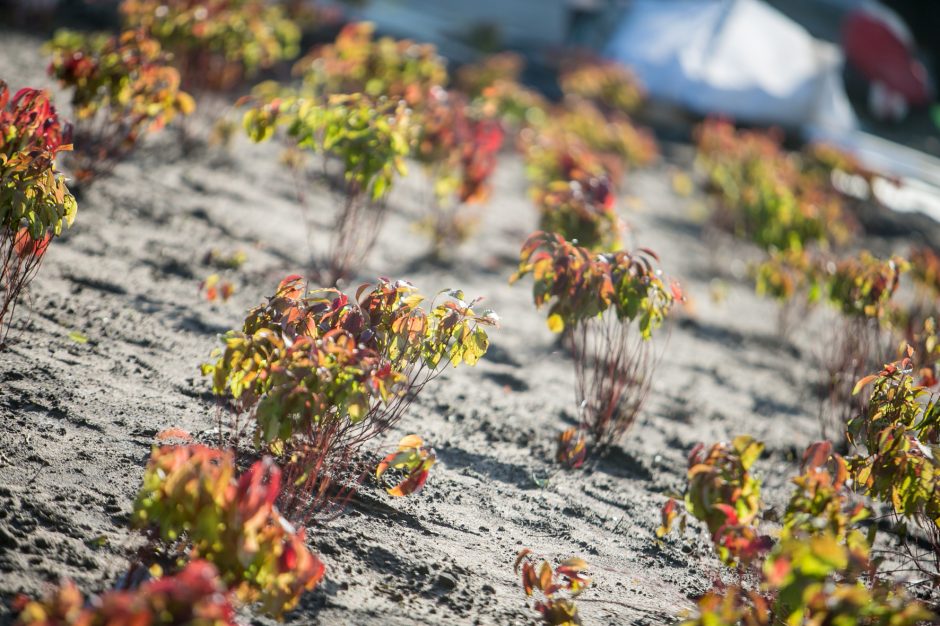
left=514, top=550, right=591, bottom=626
left=557, top=99, right=658, bottom=172
left=14, top=560, right=238, bottom=626
left=0, top=81, right=77, bottom=348
left=295, top=21, right=447, bottom=110
left=534, top=171, right=623, bottom=252
left=202, top=275, right=496, bottom=520
left=47, top=29, right=195, bottom=184
left=818, top=252, right=907, bottom=439
left=244, top=91, right=414, bottom=284
left=684, top=533, right=933, bottom=626
left=559, top=57, right=645, bottom=116
left=850, top=349, right=940, bottom=580
left=455, top=51, right=525, bottom=100
left=695, top=119, right=854, bottom=253
left=119, top=0, right=300, bottom=92
left=412, top=88, right=505, bottom=257
left=659, top=436, right=769, bottom=567
left=133, top=445, right=325, bottom=616
left=782, top=441, right=869, bottom=543
left=511, top=231, right=678, bottom=456
left=375, top=434, right=436, bottom=497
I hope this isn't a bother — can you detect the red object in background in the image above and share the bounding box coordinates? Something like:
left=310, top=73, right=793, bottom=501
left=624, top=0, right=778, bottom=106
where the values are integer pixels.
left=842, top=6, right=931, bottom=106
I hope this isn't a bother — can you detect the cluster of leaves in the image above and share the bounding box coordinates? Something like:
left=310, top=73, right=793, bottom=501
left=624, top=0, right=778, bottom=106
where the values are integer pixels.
left=133, top=444, right=325, bottom=616
left=14, top=560, right=238, bottom=626
left=686, top=533, right=931, bottom=626
left=514, top=550, right=590, bottom=626
left=758, top=250, right=906, bottom=321
left=518, top=75, right=655, bottom=257
left=850, top=349, right=940, bottom=576
left=47, top=29, right=195, bottom=184
left=412, top=88, right=505, bottom=255
left=243, top=89, right=414, bottom=282
left=695, top=119, right=855, bottom=253
left=558, top=57, right=645, bottom=116
left=666, top=436, right=935, bottom=625
left=658, top=436, right=768, bottom=566
left=513, top=231, right=678, bottom=453
left=120, top=0, right=300, bottom=91
left=0, top=81, right=77, bottom=347
left=555, top=99, right=658, bottom=172
left=512, top=231, right=675, bottom=336
left=202, top=276, right=494, bottom=516
left=455, top=52, right=548, bottom=130
left=375, top=434, right=437, bottom=497
left=295, top=21, right=447, bottom=109
left=534, top=170, right=622, bottom=253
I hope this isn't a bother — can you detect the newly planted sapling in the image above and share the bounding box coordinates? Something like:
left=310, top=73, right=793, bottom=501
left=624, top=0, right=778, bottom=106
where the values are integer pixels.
left=695, top=119, right=855, bottom=253
left=684, top=533, right=933, bottom=626
left=514, top=550, right=591, bottom=626
left=133, top=445, right=325, bottom=616
left=673, top=437, right=935, bottom=625
left=511, top=232, right=678, bottom=456
left=14, top=560, right=238, bottom=626
left=819, top=252, right=907, bottom=439
left=534, top=170, right=623, bottom=252
left=850, top=349, right=940, bottom=580
left=0, top=81, right=77, bottom=348
left=119, top=0, right=300, bottom=92
left=295, top=21, right=447, bottom=109
left=375, top=434, right=436, bottom=497
left=659, top=436, right=770, bottom=567
left=47, top=29, right=195, bottom=184
left=559, top=58, right=645, bottom=116
left=202, top=276, right=496, bottom=520
left=413, top=88, right=505, bottom=257
left=243, top=91, right=414, bottom=283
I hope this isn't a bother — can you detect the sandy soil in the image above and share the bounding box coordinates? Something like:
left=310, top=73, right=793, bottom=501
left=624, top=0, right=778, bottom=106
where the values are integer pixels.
left=0, top=31, right=915, bottom=625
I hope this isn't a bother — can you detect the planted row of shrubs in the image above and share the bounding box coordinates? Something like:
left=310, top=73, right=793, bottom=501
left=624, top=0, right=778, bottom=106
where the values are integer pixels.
left=658, top=347, right=940, bottom=624
left=12, top=1, right=938, bottom=624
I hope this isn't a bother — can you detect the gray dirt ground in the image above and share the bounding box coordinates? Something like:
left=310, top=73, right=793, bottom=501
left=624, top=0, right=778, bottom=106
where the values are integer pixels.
left=0, top=31, right=918, bottom=625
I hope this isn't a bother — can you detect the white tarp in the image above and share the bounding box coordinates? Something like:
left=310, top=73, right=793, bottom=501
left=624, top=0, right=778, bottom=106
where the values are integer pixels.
left=604, top=0, right=858, bottom=133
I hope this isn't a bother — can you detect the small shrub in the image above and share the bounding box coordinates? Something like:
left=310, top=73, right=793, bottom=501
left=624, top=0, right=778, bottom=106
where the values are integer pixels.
left=685, top=533, right=932, bottom=626
left=782, top=441, right=869, bottom=543
left=47, top=29, right=195, bottom=184
left=120, top=0, right=300, bottom=92
left=850, top=349, right=940, bottom=579
left=14, top=560, right=238, bottom=626
left=133, top=445, right=325, bottom=616
left=819, top=252, right=907, bottom=439
left=202, top=276, right=496, bottom=519
left=534, top=171, right=622, bottom=252
left=670, top=437, right=934, bottom=625
left=514, top=550, right=590, bottom=626
left=412, top=88, right=504, bottom=257
left=558, top=58, right=645, bottom=116
left=295, top=21, right=446, bottom=109
left=243, top=91, right=414, bottom=283
left=0, top=81, right=77, bottom=348
left=659, top=436, right=768, bottom=566
left=557, top=99, right=657, bottom=171
left=512, top=232, right=678, bottom=455
left=455, top=51, right=525, bottom=100
left=695, top=119, right=854, bottom=253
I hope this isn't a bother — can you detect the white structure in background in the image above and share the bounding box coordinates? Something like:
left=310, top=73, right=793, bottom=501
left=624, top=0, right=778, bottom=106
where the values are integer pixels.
left=605, top=0, right=940, bottom=221
left=604, top=0, right=857, bottom=133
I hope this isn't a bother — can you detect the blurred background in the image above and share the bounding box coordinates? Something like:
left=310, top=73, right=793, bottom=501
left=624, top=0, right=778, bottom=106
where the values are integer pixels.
left=4, top=0, right=940, bottom=217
